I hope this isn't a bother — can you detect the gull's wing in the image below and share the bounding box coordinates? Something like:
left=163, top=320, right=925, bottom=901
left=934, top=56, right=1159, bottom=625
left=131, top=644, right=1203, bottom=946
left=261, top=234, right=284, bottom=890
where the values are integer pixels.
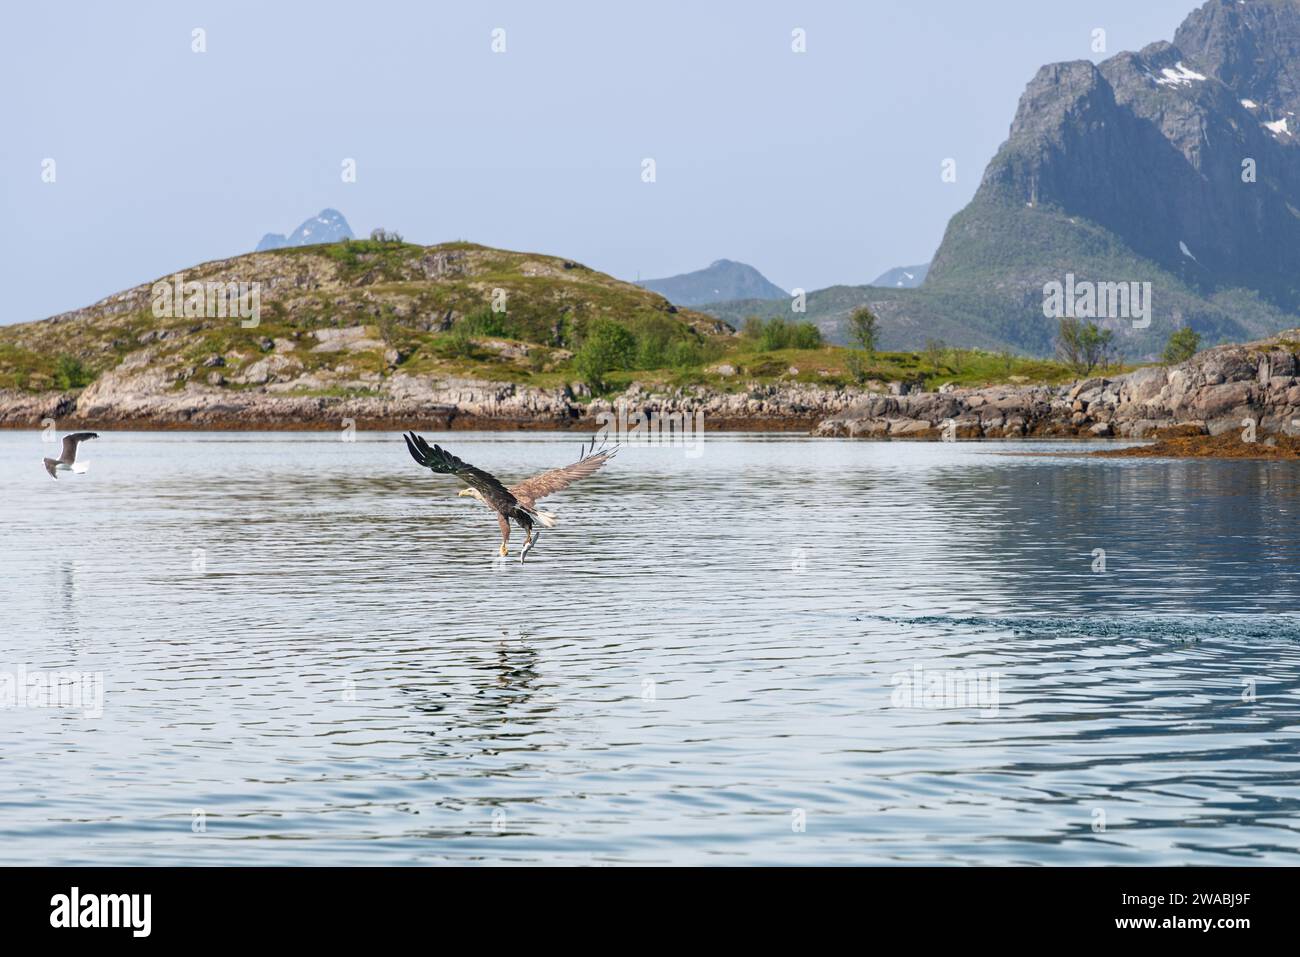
left=508, top=439, right=617, bottom=509
left=60, top=432, right=98, bottom=463
left=43, top=458, right=58, bottom=480
left=403, top=432, right=520, bottom=512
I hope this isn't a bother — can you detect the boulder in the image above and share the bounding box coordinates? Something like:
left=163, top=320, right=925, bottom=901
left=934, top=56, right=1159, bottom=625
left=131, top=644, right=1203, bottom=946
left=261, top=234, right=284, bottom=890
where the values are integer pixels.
left=889, top=418, right=933, bottom=436
left=1192, top=381, right=1253, bottom=418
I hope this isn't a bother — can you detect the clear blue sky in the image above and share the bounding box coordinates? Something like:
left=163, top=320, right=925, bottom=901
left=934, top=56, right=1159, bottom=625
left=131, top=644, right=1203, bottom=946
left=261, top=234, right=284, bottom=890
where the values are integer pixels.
left=1, top=0, right=1201, bottom=324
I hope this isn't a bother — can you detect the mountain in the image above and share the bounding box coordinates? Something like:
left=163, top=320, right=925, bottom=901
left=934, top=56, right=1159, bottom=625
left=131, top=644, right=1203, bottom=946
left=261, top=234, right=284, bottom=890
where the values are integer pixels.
left=256, top=208, right=354, bottom=251
left=870, top=264, right=930, bottom=288
left=925, top=0, right=1300, bottom=351
left=701, top=0, right=1300, bottom=358
left=636, top=259, right=786, bottom=306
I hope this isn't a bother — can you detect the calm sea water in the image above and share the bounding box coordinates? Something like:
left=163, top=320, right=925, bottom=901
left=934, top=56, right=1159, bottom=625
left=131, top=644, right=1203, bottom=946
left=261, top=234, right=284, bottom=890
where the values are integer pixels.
left=2, top=430, right=1299, bottom=865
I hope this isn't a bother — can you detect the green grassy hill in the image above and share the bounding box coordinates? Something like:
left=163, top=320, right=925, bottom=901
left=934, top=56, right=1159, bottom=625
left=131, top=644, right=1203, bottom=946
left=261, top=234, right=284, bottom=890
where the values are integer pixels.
left=0, top=240, right=729, bottom=394
left=0, top=238, right=1085, bottom=403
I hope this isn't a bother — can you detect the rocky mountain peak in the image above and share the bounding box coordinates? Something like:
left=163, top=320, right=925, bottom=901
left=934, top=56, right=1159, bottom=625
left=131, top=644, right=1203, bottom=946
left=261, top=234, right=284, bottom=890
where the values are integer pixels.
left=928, top=0, right=1300, bottom=353
left=1006, top=60, right=1109, bottom=141
left=1175, top=0, right=1300, bottom=119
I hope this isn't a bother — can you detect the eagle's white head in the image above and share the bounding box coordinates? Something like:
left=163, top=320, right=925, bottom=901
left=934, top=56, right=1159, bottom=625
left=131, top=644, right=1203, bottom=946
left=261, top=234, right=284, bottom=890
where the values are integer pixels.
left=458, top=487, right=485, bottom=503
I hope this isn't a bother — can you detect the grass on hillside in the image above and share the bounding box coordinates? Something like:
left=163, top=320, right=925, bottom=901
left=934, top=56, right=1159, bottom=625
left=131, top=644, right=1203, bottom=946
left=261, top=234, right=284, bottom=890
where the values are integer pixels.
left=627, top=343, right=1093, bottom=394
left=0, top=308, right=1106, bottom=396
left=449, top=317, right=1097, bottom=396
left=0, top=240, right=1108, bottom=395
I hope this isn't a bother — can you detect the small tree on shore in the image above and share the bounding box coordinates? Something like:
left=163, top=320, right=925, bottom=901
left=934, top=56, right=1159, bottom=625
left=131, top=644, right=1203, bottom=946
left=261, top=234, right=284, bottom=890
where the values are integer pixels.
left=1162, top=326, right=1201, bottom=365
left=848, top=306, right=879, bottom=354
left=1056, top=317, right=1115, bottom=376
left=841, top=306, right=881, bottom=386
left=844, top=351, right=870, bottom=386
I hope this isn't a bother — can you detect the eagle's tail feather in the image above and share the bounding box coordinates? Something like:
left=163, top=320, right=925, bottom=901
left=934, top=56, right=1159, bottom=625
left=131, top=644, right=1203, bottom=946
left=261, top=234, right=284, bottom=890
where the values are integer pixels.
left=534, top=510, right=558, bottom=529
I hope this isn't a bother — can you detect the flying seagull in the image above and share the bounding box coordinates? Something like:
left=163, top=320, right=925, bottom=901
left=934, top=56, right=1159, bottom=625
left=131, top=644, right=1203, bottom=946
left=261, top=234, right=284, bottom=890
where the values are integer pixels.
left=403, top=431, right=616, bottom=561
left=43, top=432, right=99, bottom=480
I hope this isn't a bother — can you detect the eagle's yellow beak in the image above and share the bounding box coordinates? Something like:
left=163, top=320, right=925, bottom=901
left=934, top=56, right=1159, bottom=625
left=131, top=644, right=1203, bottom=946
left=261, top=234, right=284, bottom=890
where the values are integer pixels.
left=457, top=488, right=473, bottom=497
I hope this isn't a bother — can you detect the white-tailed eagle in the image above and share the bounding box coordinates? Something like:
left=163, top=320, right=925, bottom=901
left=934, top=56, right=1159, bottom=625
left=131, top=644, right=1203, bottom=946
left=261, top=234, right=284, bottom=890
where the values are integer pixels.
left=403, top=432, right=616, bottom=561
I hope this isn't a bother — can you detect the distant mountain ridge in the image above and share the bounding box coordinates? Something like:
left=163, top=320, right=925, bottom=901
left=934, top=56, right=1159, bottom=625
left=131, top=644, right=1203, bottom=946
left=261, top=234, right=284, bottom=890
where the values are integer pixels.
left=871, top=264, right=929, bottom=289
left=636, top=259, right=786, bottom=306
left=256, top=209, right=354, bottom=251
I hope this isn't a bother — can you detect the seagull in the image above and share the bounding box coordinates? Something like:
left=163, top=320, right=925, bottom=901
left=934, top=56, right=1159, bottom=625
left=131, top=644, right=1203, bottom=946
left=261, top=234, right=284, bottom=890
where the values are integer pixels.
left=403, top=432, right=616, bottom=561
left=43, top=432, right=99, bottom=480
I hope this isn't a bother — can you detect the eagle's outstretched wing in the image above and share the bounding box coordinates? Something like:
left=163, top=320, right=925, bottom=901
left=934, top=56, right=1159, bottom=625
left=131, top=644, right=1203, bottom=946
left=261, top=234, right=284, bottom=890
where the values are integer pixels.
left=60, top=432, right=98, bottom=463
left=403, top=432, right=520, bottom=512
left=509, top=439, right=617, bottom=509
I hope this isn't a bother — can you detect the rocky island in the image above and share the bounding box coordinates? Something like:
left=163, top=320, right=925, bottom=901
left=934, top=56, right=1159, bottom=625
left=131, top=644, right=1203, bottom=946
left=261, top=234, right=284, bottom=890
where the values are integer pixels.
left=1, top=236, right=1297, bottom=453
left=0, top=237, right=1048, bottom=434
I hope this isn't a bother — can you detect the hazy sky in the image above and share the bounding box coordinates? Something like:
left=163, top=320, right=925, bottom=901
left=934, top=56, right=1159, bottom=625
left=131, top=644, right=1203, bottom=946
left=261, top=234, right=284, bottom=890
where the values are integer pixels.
left=2, top=0, right=1201, bottom=324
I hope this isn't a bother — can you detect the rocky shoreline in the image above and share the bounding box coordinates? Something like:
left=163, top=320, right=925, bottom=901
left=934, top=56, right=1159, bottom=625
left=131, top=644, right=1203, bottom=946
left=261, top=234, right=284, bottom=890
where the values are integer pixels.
left=4, top=331, right=1299, bottom=444
left=0, top=375, right=844, bottom=433
left=815, top=332, right=1300, bottom=441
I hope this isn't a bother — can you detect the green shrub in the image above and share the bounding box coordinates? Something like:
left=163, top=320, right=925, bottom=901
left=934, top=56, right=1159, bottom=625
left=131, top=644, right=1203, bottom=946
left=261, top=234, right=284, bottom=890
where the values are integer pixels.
left=461, top=307, right=513, bottom=338
left=759, top=319, right=792, bottom=351
left=437, top=325, right=479, bottom=359
left=743, top=317, right=823, bottom=351
left=636, top=336, right=668, bottom=369
left=790, top=322, right=822, bottom=349
left=741, top=316, right=767, bottom=341
left=1162, top=327, right=1201, bottom=365
left=53, top=355, right=91, bottom=390
left=667, top=338, right=724, bottom=369
left=574, top=319, right=637, bottom=391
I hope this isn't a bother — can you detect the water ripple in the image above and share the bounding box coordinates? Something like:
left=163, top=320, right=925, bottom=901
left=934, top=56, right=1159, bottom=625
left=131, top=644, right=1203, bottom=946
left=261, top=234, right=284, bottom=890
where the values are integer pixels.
left=1, top=432, right=1298, bottom=864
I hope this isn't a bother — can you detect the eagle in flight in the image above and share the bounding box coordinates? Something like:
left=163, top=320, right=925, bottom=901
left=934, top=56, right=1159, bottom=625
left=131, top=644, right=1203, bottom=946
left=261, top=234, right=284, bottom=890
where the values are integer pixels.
left=403, top=431, right=616, bottom=561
